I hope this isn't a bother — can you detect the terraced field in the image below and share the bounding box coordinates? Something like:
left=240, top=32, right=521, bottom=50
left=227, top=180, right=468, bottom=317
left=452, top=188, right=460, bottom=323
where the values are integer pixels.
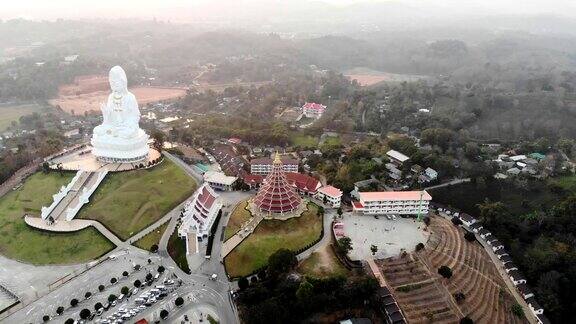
left=376, top=216, right=527, bottom=324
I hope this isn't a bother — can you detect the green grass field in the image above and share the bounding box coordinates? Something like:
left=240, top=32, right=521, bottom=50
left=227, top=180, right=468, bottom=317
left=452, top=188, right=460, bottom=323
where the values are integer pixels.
left=167, top=228, right=190, bottom=274
left=224, top=203, right=323, bottom=278
left=0, top=172, right=114, bottom=264
left=0, top=104, right=43, bottom=131
left=323, top=136, right=341, bottom=147
left=224, top=200, right=252, bottom=241
left=291, top=134, right=319, bottom=149
left=133, top=221, right=169, bottom=251
left=78, top=159, right=196, bottom=240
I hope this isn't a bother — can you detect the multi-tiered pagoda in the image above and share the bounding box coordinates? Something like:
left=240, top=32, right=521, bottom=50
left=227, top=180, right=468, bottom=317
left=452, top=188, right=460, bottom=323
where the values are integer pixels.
left=252, top=153, right=302, bottom=215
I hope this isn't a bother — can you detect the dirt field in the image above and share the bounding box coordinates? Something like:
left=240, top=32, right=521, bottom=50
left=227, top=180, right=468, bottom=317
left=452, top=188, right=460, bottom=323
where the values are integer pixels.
left=50, top=86, right=188, bottom=115
left=344, top=67, right=427, bottom=86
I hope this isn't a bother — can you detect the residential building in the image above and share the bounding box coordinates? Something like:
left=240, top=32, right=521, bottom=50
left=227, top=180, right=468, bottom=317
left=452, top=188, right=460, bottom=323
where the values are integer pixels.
left=316, top=185, right=343, bottom=208
left=250, top=157, right=298, bottom=175
left=178, top=183, right=223, bottom=245
left=424, top=167, right=438, bottom=180
left=352, top=190, right=431, bottom=215
left=203, top=171, right=237, bottom=191
left=526, top=297, right=544, bottom=315
left=517, top=283, right=534, bottom=299
left=302, top=102, right=326, bottom=119
left=386, top=150, right=410, bottom=165
left=509, top=270, right=527, bottom=285
left=458, top=213, right=477, bottom=227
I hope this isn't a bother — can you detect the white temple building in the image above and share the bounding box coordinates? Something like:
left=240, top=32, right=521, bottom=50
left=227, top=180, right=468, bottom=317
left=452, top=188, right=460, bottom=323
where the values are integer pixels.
left=178, top=183, right=223, bottom=253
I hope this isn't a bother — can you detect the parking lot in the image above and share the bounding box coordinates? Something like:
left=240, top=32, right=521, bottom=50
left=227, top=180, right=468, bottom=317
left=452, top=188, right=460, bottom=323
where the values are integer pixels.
left=340, top=212, right=429, bottom=260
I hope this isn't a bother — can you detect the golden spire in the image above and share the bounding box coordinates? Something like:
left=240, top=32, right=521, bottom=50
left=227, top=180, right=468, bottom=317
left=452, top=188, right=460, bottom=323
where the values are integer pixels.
left=273, top=151, right=281, bottom=164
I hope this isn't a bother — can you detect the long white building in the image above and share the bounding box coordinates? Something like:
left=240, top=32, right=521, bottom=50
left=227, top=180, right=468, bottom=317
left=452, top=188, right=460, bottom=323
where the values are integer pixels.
left=178, top=183, right=223, bottom=242
left=250, top=157, right=298, bottom=175
left=352, top=190, right=431, bottom=215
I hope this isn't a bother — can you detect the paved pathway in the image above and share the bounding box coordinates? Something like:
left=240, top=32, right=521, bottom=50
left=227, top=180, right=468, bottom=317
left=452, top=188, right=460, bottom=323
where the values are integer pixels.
left=163, top=151, right=204, bottom=184
left=296, top=209, right=334, bottom=261
left=425, top=178, right=471, bottom=190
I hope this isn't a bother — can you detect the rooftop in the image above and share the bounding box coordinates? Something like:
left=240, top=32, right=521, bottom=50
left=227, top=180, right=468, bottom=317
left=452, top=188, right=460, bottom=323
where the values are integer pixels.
left=318, top=185, right=343, bottom=198
left=386, top=149, right=410, bottom=162
left=251, top=157, right=299, bottom=165
left=302, top=102, right=326, bottom=110
left=359, top=190, right=432, bottom=202
left=204, top=171, right=238, bottom=185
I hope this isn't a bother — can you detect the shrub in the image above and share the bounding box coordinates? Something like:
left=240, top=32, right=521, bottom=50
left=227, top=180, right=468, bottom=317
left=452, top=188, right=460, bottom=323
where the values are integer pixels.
left=464, top=232, right=476, bottom=242
left=84, top=292, right=91, bottom=299
left=160, top=309, right=169, bottom=319
left=122, top=271, right=129, bottom=277
left=42, top=315, right=50, bottom=322
left=438, top=265, right=453, bottom=279
left=460, top=317, right=474, bottom=324
left=175, top=297, right=184, bottom=306
left=110, top=277, right=117, bottom=285
left=415, top=243, right=425, bottom=251
left=98, top=285, right=105, bottom=292
left=79, top=309, right=91, bottom=319
left=70, top=299, right=78, bottom=307
left=158, top=266, right=165, bottom=273
left=134, top=280, right=142, bottom=287
left=108, top=294, right=117, bottom=303
left=454, top=292, right=466, bottom=303
left=146, top=273, right=153, bottom=281
left=121, top=286, right=130, bottom=295
left=257, top=269, right=267, bottom=281
left=511, top=303, right=524, bottom=317
left=56, top=306, right=64, bottom=315
left=423, top=216, right=431, bottom=226
left=250, top=276, right=258, bottom=284
left=134, top=264, right=141, bottom=271
left=150, top=244, right=159, bottom=253
left=65, top=319, right=74, bottom=324
left=94, top=302, right=103, bottom=310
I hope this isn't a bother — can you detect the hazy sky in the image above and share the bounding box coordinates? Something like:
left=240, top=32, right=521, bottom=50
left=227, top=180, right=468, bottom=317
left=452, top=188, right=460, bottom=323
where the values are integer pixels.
left=3, top=0, right=576, bottom=21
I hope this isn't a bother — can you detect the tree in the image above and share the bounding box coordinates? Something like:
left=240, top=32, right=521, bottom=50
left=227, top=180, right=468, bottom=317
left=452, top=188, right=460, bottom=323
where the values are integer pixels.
left=460, top=316, right=474, bottom=324
left=150, top=129, right=166, bottom=151
left=42, top=162, right=50, bottom=173
left=84, top=291, right=91, bottom=299
left=65, top=319, right=74, bottom=324
left=150, top=244, right=159, bottom=253
left=134, top=264, right=141, bottom=271
left=250, top=276, right=258, bottom=284
left=70, top=299, right=78, bottom=307
left=464, top=232, right=476, bottom=242
left=175, top=297, right=184, bottom=307
left=56, top=306, right=64, bottom=315
left=98, top=284, right=105, bottom=292
left=43, top=315, right=50, bottom=322
left=336, top=237, right=353, bottom=255
left=238, top=277, right=249, bottom=290
left=296, top=278, right=314, bottom=302
left=477, top=200, right=506, bottom=227
left=158, top=265, right=165, bottom=273
left=134, top=280, right=142, bottom=288
left=79, top=308, right=91, bottom=320
left=257, top=269, right=267, bottom=281
left=146, top=273, right=153, bottom=281
left=160, top=309, right=169, bottom=319
left=121, top=286, right=130, bottom=295
left=267, top=249, right=297, bottom=276
left=94, top=302, right=103, bottom=311
left=423, top=216, right=431, bottom=226
left=370, top=245, right=378, bottom=256
left=122, top=271, right=129, bottom=277
left=108, top=294, right=117, bottom=303
left=337, top=207, right=343, bottom=217
left=438, top=265, right=453, bottom=279
left=454, top=292, right=466, bottom=304
left=110, top=277, right=117, bottom=285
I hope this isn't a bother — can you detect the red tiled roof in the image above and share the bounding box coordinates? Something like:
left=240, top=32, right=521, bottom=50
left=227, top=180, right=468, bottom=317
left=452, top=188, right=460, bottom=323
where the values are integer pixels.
left=318, top=185, right=342, bottom=197
left=243, top=174, right=264, bottom=184
left=302, top=102, right=326, bottom=110
left=285, top=172, right=320, bottom=193
left=253, top=158, right=302, bottom=214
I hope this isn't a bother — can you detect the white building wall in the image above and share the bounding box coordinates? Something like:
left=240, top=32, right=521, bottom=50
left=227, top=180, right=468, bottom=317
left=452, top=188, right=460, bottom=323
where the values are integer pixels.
left=357, top=199, right=430, bottom=215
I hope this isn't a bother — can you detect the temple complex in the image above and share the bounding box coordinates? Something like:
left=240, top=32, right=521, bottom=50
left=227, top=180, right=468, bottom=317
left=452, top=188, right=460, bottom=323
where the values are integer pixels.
left=250, top=153, right=303, bottom=218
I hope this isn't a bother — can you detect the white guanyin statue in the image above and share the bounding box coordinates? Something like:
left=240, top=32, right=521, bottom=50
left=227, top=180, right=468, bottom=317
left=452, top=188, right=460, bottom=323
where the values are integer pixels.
left=91, top=66, right=149, bottom=163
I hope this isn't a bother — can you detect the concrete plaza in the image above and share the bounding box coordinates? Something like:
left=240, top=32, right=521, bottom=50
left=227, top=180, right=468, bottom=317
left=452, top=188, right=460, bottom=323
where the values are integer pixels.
left=340, top=212, right=429, bottom=260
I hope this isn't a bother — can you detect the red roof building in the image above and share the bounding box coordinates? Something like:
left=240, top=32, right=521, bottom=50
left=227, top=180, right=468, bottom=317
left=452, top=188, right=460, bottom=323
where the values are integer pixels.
left=252, top=153, right=302, bottom=215
left=302, top=102, right=327, bottom=119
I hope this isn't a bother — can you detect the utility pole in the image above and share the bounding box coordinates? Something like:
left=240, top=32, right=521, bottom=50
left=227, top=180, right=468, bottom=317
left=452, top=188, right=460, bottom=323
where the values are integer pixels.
left=417, top=190, right=423, bottom=222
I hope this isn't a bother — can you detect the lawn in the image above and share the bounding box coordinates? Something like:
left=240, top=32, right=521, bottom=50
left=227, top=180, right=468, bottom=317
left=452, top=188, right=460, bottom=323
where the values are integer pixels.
left=323, top=136, right=341, bottom=147
left=0, top=172, right=114, bottom=264
left=224, top=203, right=323, bottom=278
left=167, top=227, right=190, bottom=274
left=298, top=241, right=349, bottom=278
left=77, top=159, right=196, bottom=240
left=133, top=221, right=169, bottom=251
left=291, top=134, right=319, bottom=149
left=0, top=104, right=43, bottom=131
left=224, top=200, right=252, bottom=241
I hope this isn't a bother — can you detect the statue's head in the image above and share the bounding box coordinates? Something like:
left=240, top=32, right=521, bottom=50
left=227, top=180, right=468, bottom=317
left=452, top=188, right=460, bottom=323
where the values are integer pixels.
left=109, top=65, right=128, bottom=94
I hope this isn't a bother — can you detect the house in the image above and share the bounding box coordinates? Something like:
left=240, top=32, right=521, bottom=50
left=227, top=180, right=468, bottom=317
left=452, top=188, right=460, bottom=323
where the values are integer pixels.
left=250, top=157, right=298, bottom=175
left=203, top=171, right=237, bottom=191
left=495, top=249, right=508, bottom=259
left=504, top=262, right=518, bottom=273
left=516, top=283, right=534, bottom=299
left=500, top=255, right=513, bottom=265
left=424, top=167, right=438, bottom=180
left=478, top=228, right=491, bottom=239
left=302, top=102, right=327, bottom=119
left=468, top=222, right=483, bottom=233
left=490, top=240, right=504, bottom=251
left=316, top=185, right=343, bottom=208
left=509, top=270, right=527, bottom=285
left=386, top=150, right=410, bottom=165
left=285, top=172, right=321, bottom=196
left=228, top=137, right=242, bottom=145
left=63, top=128, right=80, bottom=138
left=510, top=155, right=527, bottom=162
left=494, top=172, right=508, bottom=180
left=410, top=164, right=423, bottom=174
left=352, top=191, right=431, bottom=215
left=507, top=167, right=521, bottom=175
left=459, top=213, right=477, bottom=227
left=529, top=153, right=546, bottom=161
left=525, top=297, right=544, bottom=315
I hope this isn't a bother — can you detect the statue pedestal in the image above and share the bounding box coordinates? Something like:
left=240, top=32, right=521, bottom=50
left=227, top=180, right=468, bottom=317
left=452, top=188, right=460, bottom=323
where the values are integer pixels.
left=91, top=129, right=149, bottom=163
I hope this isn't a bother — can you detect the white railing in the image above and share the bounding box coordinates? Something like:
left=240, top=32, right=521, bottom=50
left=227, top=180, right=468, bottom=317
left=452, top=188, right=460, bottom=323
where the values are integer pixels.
left=41, top=170, right=83, bottom=220
left=65, top=171, right=108, bottom=221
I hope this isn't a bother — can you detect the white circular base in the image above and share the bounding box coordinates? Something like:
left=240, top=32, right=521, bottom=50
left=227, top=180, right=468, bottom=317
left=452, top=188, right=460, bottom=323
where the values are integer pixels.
left=91, top=129, right=149, bottom=163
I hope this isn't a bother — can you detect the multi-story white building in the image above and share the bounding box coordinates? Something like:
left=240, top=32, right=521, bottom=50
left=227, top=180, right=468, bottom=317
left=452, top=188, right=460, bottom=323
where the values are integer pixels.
left=302, top=102, right=327, bottom=119
left=315, top=185, right=343, bottom=208
left=250, top=157, right=298, bottom=175
left=178, top=183, right=223, bottom=247
left=386, top=150, right=410, bottom=166
left=352, top=191, right=431, bottom=215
